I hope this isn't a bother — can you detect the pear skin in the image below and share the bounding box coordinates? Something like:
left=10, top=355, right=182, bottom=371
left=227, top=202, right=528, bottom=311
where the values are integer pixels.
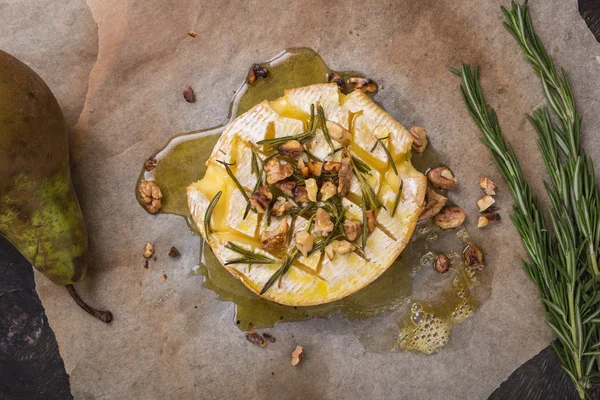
left=0, top=50, right=112, bottom=322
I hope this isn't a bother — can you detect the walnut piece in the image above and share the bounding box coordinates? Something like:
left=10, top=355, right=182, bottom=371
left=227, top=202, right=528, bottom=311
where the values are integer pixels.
left=183, top=85, right=195, bottom=103
left=314, top=208, right=334, bottom=237
left=307, top=161, right=323, bottom=177
left=323, top=161, right=341, bottom=174
left=427, top=167, right=457, bottom=190
left=435, top=253, right=450, bottom=273
left=261, top=219, right=288, bottom=251
left=305, top=178, right=318, bottom=202
left=409, top=126, right=428, bottom=153
left=295, top=231, right=314, bottom=257
left=144, top=157, right=157, bottom=171
left=479, top=212, right=501, bottom=228
left=138, top=180, right=163, bottom=214
left=291, top=345, right=304, bottom=366
left=264, top=159, right=293, bottom=184
left=275, top=180, right=296, bottom=197
left=320, top=181, right=337, bottom=201
left=143, top=242, right=155, bottom=259
left=434, top=207, right=466, bottom=229
left=343, top=219, right=361, bottom=241
left=167, top=246, right=180, bottom=258
left=480, top=176, right=497, bottom=196
left=419, top=187, right=448, bottom=220
left=464, top=244, right=484, bottom=269
left=298, top=159, right=309, bottom=178
left=272, top=197, right=292, bottom=217
left=325, top=243, right=336, bottom=260
left=348, top=77, right=378, bottom=93
left=293, top=186, right=309, bottom=203
left=250, top=185, right=273, bottom=213
left=247, top=64, right=269, bottom=85
left=336, top=240, right=354, bottom=255
left=278, top=140, right=304, bottom=159
left=365, top=210, right=376, bottom=232
left=326, top=121, right=351, bottom=144
left=327, top=72, right=346, bottom=91
left=337, top=157, right=352, bottom=196
left=477, top=195, right=495, bottom=212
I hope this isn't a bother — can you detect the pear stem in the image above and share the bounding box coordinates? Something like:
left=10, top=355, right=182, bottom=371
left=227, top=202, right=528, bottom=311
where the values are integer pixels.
left=65, top=284, right=113, bottom=323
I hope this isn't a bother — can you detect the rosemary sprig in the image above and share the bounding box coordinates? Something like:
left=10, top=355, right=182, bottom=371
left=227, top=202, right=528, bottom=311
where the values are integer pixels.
left=317, top=105, right=335, bottom=151
left=257, top=131, right=315, bottom=147
left=453, top=4, right=600, bottom=395
left=260, top=250, right=299, bottom=295
left=224, top=242, right=278, bottom=265
left=217, top=160, right=250, bottom=202
left=391, top=180, right=404, bottom=217
left=351, top=155, right=371, bottom=173
left=372, top=136, right=398, bottom=175
left=204, top=191, right=222, bottom=237
left=243, top=148, right=264, bottom=219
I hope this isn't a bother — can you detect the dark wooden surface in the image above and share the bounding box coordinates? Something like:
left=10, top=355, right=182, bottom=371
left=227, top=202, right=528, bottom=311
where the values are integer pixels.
left=0, top=236, right=71, bottom=400
left=1, top=4, right=600, bottom=400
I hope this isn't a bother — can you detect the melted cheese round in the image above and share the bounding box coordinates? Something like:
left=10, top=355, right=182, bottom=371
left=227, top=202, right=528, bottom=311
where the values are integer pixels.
left=188, top=83, right=426, bottom=306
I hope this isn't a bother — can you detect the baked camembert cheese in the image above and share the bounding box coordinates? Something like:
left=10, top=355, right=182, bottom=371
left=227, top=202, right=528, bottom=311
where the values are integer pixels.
left=187, top=83, right=426, bottom=306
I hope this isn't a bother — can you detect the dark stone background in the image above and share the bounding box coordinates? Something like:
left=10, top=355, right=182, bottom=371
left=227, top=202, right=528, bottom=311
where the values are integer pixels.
left=0, top=2, right=599, bottom=399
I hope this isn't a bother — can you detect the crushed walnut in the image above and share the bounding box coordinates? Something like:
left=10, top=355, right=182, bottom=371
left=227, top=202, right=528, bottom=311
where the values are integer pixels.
left=183, top=85, right=195, bottom=103
left=272, top=197, right=293, bottom=217
left=143, top=242, right=155, bottom=259
left=264, top=159, right=293, bottom=184
left=326, top=121, right=351, bottom=144
left=305, top=178, right=318, bottom=202
left=419, top=187, right=448, bottom=220
left=337, top=157, right=352, bottom=197
left=246, top=330, right=266, bottom=347
left=478, top=212, right=501, bottom=228
left=435, top=253, right=451, bottom=273
left=364, top=210, right=376, bottom=232
left=292, top=345, right=304, bottom=366
left=144, top=157, right=157, bottom=171
left=138, top=180, right=163, bottom=214
left=409, top=126, right=428, bottom=153
left=314, top=208, right=334, bottom=237
left=320, top=181, right=337, bottom=201
left=480, top=176, right=497, bottom=196
left=293, top=186, right=309, bottom=203
left=250, top=185, right=273, bottom=213
left=298, top=159, right=309, bottom=178
left=427, top=167, right=457, bottom=190
left=348, top=77, right=378, bottom=93
left=434, top=207, right=466, bottom=229
left=327, top=72, right=346, bottom=91
left=278, top=140, right=304, bottom=159
left=247, top=64, right=269, bottom=85
left=343, top=219, right=362, bottom=241
left=295, top=231, right=314, bottom=257
left=167, top=246, right=180, bottom=258
left=477, top=195, right=495, bottom=212
left=323, top=161, right=341, bottom=174
left=336, top=240, right=354, bottom=255
left=464, top=244, right=484, bottom=269
left=261, top=219, right=289, bottom=250
left=307, top=161, right=323, bottom=177
left=275, top=180, right=296, bottom=197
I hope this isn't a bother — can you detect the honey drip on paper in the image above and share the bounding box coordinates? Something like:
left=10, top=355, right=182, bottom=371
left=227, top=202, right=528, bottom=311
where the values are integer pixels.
left=135, top=48, right=492, bottom=353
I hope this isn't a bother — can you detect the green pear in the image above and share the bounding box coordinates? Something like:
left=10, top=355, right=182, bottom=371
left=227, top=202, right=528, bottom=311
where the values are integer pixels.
left=0, top=50, right=112, bottom=322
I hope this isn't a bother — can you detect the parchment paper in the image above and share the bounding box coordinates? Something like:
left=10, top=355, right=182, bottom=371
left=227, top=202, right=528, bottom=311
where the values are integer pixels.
left=2, top=0, right=600, bottom=398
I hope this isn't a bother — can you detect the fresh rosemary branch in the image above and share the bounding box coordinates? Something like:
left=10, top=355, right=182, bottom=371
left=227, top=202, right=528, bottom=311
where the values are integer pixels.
left=224, top=242, right=278, bottom=265
left=260, top=250, right=299, bottom=295
left=391, top=180, right=404, bottom=217
left=217, top=160, right=250, bottom=202
left=372, top=136, right=398, bottom=175
left=453, top=4, right=600, bottom=395
left=317, top=105, right=335, bottom=151
left=204, top=191, right=222, bottom=237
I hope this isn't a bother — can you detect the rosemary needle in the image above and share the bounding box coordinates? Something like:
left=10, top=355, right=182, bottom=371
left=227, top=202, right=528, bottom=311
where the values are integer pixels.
left=204, top=191, right=222, bottom=237
left=217, top=160, right=250, bottom=202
